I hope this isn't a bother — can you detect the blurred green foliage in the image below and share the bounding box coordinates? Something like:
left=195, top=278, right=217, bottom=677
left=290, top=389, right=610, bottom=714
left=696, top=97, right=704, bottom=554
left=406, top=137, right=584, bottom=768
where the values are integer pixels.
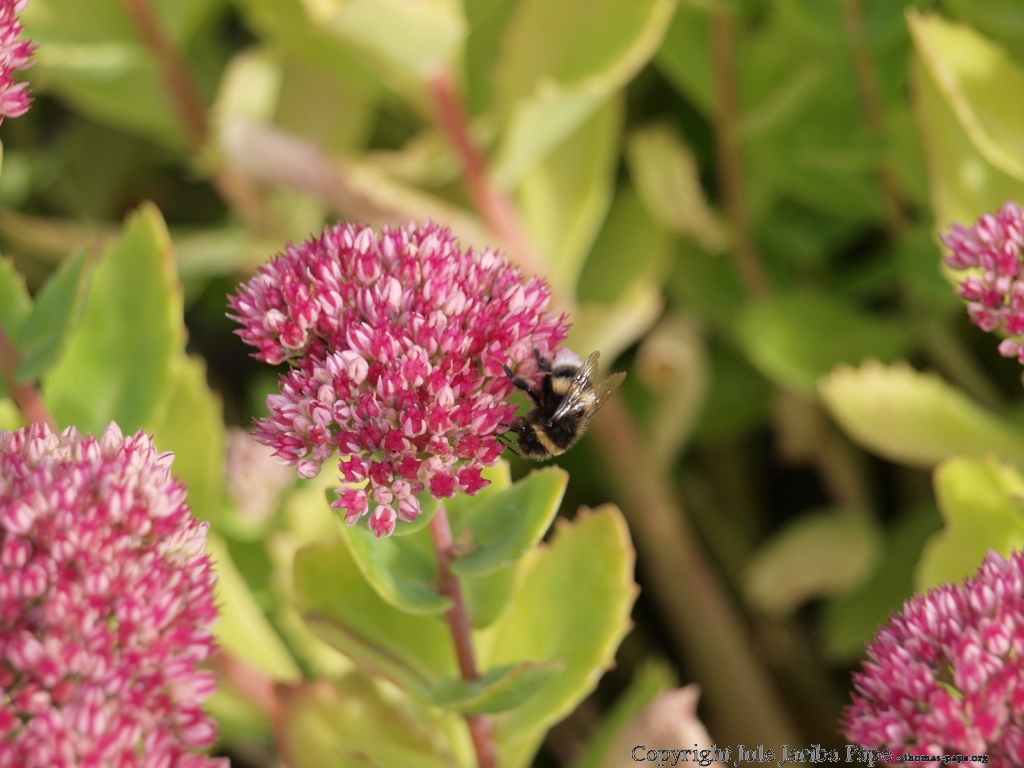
left=4, top=0, right=1024, bottom=762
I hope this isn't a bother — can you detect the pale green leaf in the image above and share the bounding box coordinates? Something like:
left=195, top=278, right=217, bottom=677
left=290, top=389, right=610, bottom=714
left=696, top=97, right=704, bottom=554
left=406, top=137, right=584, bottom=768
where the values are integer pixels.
left=45, top=203, right=185, bottom=434
left=15, top=248, right=93, bottom=382
left=568, top=282, right=663, bottom=369
left=819, top=360, right=1024, bottom=468
left=294, top=539, right=457, bottom=698
left=480, top=505, right=637, bottom=748
left=491, top=0, right=676, bottom=187
left=149, top=355, right=225, bottom=524
left=518, top=97, right=622, bottom=296
left=0, top=256, right=31, bottom=336
left=734, top=291, right=912, bottom=395
left=209, top=533, right=302, bottom=682
left=743, top=510, right=881, bottom=617
left=908, top=11, right=1024, bottom=182
left=917, top=457, right=1024, bottom=591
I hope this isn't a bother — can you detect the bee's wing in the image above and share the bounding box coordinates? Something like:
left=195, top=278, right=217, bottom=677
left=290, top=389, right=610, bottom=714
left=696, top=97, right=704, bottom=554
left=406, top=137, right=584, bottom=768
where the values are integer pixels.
left=589, top=371, right=626, bottom=413
left=551, top=351, right=601, bottom=420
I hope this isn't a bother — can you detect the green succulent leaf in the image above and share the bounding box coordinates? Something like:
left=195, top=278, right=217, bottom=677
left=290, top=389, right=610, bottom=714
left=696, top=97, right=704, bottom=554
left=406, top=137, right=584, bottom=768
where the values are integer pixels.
left=518, top=97, right=622, bottom=296
left=734, top=291, right=913, bottom=395
left=431, top=661, right=565, bottom=715
left=294, top=539, right=457, bottom=698
left=479, top=505, right=637, bottom=757
left=910, top=52, right=1024, bottom=235
left=449, top=467, right=568, bottom=578
left=908, top=11, right=1024, bottom=183
left=13, top=248, right=94, bottom=383
left=0, top=256, right=31, bottom=337
left=148, top=355, right=225, bottom=525
left=819, top=360, right=1024, bottom=468
left=208, top=533, right=302, bottom=683
left=916, top=457, right=1024, bottom=591
left=337, top=517, right=452, bottom=616
left=462, top=564, right=518, bottom=630
left=743, top=509, right=881, bottom=618
left=282, top=673, right=466, bottom=768
left=491, top=0, right=676, bottom=188
left=44, top=203, right=185, bottom=434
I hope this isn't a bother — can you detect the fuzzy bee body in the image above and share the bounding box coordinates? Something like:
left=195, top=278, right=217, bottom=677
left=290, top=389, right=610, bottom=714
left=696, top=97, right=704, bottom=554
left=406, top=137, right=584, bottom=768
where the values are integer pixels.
left=503, top=350, right=625, bottom=460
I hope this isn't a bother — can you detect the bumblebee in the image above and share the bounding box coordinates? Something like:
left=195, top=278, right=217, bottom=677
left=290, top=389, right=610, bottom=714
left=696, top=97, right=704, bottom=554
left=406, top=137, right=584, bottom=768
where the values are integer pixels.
left=502, top=350, right=626, bottom=460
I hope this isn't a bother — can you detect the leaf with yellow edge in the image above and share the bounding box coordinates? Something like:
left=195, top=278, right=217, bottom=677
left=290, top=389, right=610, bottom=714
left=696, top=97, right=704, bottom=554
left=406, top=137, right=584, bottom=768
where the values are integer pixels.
left=917, top=457, right=1024, bottom=591
left=820, top=360, right=1024, bottom=468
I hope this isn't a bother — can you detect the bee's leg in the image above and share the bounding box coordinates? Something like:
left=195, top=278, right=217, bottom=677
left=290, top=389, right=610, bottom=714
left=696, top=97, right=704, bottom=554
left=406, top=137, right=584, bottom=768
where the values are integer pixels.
left=503, top=365, right=542, bottom=405
left=533, top=349, right=553, bottom=373
left=496, top=430, right=522, bottom=457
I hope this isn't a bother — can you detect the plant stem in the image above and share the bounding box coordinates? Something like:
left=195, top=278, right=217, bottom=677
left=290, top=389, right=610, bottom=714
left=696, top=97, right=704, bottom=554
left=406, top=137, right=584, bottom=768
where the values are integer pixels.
left=429, top=68, right=545, bottom=281
left=119, top=0, right=269, bottom=232
left=429, top=506, right=498, bottom=768
left=211, top=652, right=292, bottom=766
left=591, top=398, right=799, bottom=745
left=840, top=0, right=910, bottom=234
left=711, top=10, right=770, bottom=299
left=0, top=321, right=57, bottom=430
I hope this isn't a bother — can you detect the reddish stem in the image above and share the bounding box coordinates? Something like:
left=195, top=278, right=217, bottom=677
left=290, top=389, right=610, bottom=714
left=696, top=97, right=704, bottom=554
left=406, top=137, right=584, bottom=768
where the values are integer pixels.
left=0, top=321, right=57, bottom=430
left=429, top=506, right=498, bottom=768
left=430, top=69, right=543, bottom=281
left=211, top=652, right=292, bottom=763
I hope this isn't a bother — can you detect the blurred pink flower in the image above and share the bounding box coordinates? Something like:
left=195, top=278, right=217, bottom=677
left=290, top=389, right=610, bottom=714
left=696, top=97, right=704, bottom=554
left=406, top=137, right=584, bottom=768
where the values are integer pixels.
left=0, top=0, right=35, bottom=121
left=0, top=422, right=225, bottom=768
left=229, top=221, right=568, bottom=537
left=843, top=549, right=1024, bottom=767
left=943, top=200, right=1024, bottom=361
left=225, top=427, right=294, bottom=526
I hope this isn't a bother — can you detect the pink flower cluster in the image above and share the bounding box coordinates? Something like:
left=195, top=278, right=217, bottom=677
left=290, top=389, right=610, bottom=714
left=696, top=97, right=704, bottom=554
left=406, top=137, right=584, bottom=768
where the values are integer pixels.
left=943, top=200, right=1024, bottom=361
left=843, top=550, right=1024, bottom=767
left=229, top=221, right=568, bottom=537
left=0, top=423, right=225, bottom=768
left=0, top=0, right=35, bottom=121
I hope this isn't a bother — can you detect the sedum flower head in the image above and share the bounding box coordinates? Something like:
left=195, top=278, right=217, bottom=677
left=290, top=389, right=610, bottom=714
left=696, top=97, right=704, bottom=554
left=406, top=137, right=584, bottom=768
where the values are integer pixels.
left=843, top=549, right=1024, bottom=767
left=0, top=422, right=225, bottom=768
left=0, top=0, right=35, bottom=121
left=229, top=221, right=568, bottom=537
left=943, top=200, right=1024, bottom=362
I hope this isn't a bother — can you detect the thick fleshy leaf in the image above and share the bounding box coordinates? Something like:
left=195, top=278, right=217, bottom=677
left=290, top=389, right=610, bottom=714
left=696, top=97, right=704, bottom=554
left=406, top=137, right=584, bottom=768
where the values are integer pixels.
left=148, top=355, right=225, bottom=524
left=654, top=4, right=713, bottom=115
left=743, top=510, right=881, bottom=617
left=462, top=564, right=517, bottom=630
left=0, top=400, right=23, bottom=431
left=14, top=249, right=93, bottom=383
left=450, top=468, right=567, bottom=578
left=911, top=55, right=1024, bottom=235
left=431, top=661, right=564, bottom=715
left=281, top=674, right=466, bottom=768
left=916, top=458, right=1024, bottom=591
left=337, top=519, right=452, bottom=616
left=491, top=0, right=676, bottom=187
left=568, top=283, right=663, bottom=370
left=625, top=123, right=725, bottom=250
left=819, top=360, right=1024, bottom=468
left=822, top=503, right=942, bottom=660
left=44, top=204, right=184, bottom=434
left=208, top=533, right=302, bottom=683
left=294, top=539, right=457, bottom=698
left=568, top=660, right=675, bottom=768
left=480, top=505, right=637, bottom=751
left=518, top=97, right=622, bottom=296
left=734, top=291, right=912, bottom=395
left=908, top=11, right=1024, bottom=182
